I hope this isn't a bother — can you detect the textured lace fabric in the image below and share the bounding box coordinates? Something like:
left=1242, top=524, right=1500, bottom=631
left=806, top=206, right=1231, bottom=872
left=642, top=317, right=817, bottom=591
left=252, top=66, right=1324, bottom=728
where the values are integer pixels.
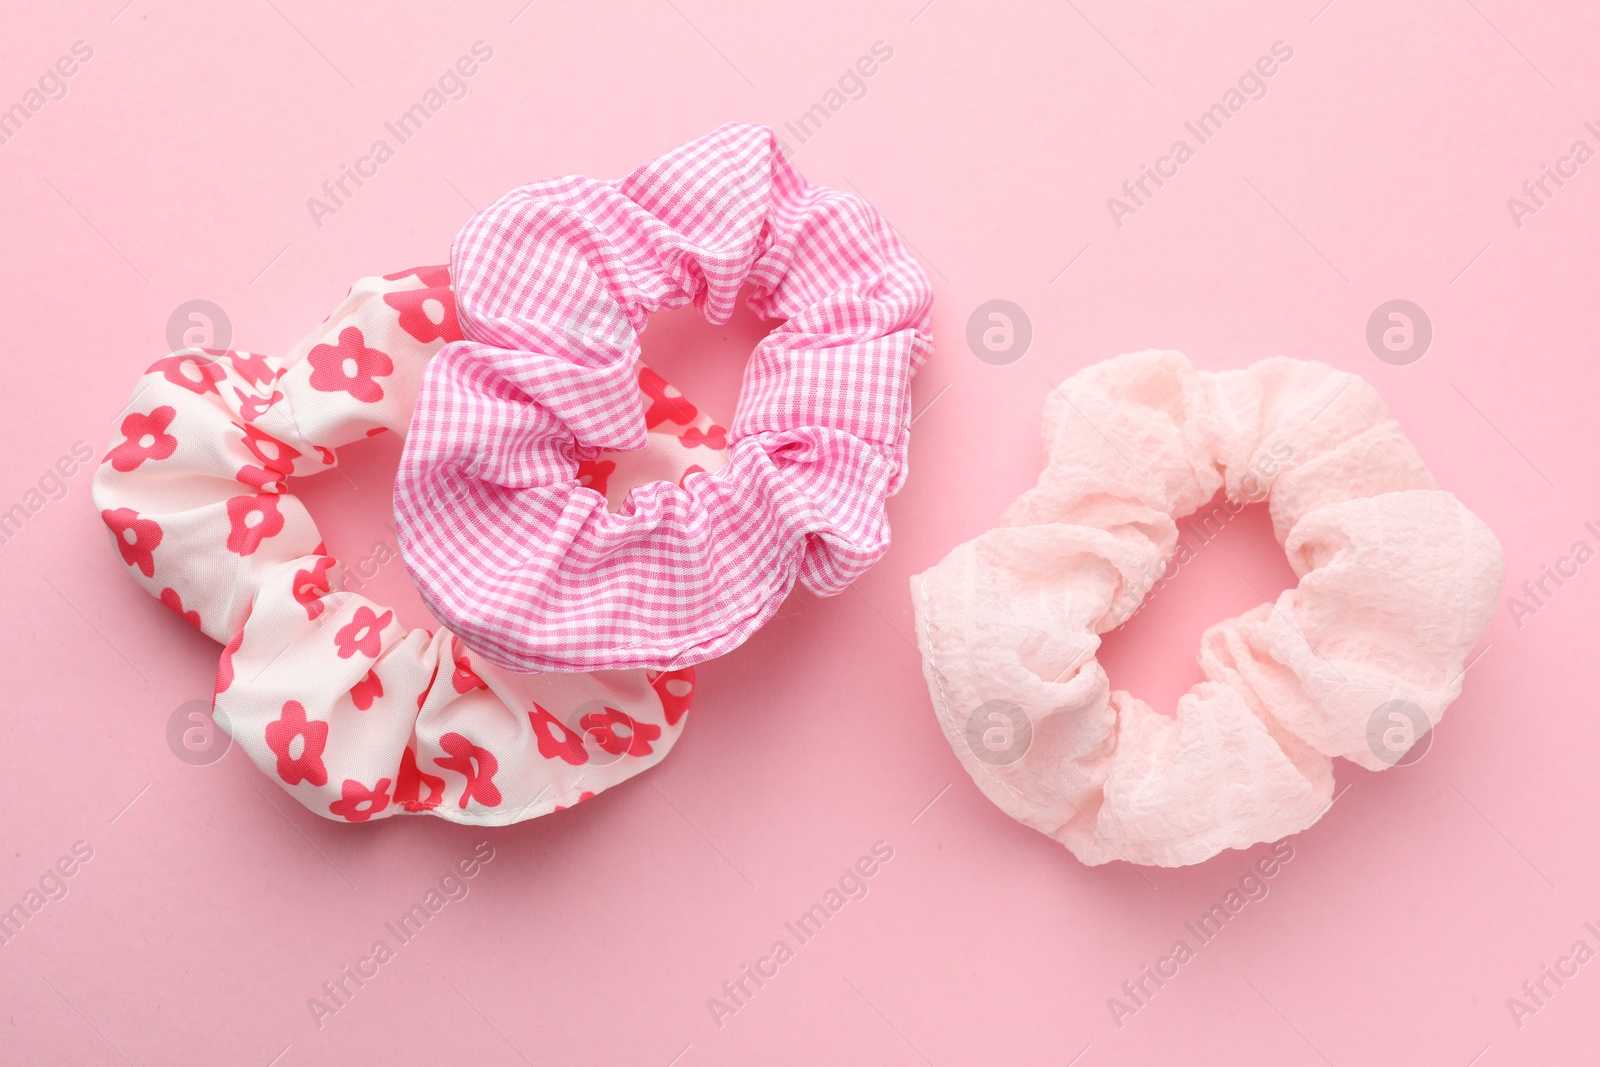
left=911, top=351, right=1504, bottom=867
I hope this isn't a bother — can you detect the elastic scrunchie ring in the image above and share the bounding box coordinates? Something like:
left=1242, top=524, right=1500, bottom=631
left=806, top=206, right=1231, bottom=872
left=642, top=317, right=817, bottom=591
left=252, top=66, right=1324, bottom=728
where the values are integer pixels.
left=911, top=351, right=1504, bottom=867
left=394, top=123, right=935, bottom=674
left=93, top=267, right=722, bottom=823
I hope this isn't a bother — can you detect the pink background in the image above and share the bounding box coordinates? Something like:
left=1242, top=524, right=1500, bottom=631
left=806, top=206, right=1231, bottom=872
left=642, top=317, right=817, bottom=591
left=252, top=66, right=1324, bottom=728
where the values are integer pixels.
left=2, top=0, right=1596, bottom=1063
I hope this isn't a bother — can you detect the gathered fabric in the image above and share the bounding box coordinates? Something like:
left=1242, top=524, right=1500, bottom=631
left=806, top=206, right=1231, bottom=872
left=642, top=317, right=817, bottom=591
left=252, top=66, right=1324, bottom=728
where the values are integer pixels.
left=911, top=351, right=1504, bottom=867
left=93, top=267, right=714, bottom=823
left=394, top=122, right=935, bottom=674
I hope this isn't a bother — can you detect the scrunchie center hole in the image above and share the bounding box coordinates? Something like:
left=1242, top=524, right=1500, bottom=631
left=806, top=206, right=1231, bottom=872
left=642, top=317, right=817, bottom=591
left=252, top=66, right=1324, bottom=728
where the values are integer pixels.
left=1095, top=493, right=1294, bottom=716
left=634, top=283, right=777, bottom=443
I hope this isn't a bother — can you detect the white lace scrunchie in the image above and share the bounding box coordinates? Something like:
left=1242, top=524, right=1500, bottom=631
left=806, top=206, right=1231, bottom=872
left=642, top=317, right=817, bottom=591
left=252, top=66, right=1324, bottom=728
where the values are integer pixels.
left=911, top=351, right=1504, bottom=867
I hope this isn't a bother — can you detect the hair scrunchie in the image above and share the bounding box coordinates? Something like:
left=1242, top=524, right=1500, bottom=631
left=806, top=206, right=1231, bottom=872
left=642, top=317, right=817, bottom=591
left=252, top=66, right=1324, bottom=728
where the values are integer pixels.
left=393, top=123, right=935, bottom=674
left=911, top=351, right=1504, bottom=867
left=92, top=267, right=719, bottom=823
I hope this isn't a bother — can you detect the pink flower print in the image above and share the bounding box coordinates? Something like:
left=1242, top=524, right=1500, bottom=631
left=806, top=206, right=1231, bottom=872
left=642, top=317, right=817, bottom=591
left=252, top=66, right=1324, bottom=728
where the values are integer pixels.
left=234, top=385, right=284, bottom=422
left=216, top=629, right=244, bottom=695
left=382, top=265, right=451, bottom=286
left=238, top=424, right=300, bottom=480
left=334, top=606, right=392, bottom=659
left=150, top=353, right=226, bottom=396
left=381, top=266, right=461, bottom=344
left=236, top=424, right=298, bottom=492
left=264, top=700, right=329, bottom=787
left=351, top=669, right=384, bottom=711
left=579, top=707, right=661, bottom=757
left=293, top=557, right=335, bottom=620
left=394, top=747, right=444, bottom=812
left=528, top=703, right=589, bottom=766
left=308, top=327, right=393, bottom=403
left=451, top=647, right=488, bottom=694
left=225, top=350, right=280, bottom=387
left=553, top=791, right=596, bottom=812
left=640, top=366, right=697, bottom=427
left=237, top=465, right=282, bottom=493
left=107, top=407, right=177, bottom=472
left=434, top=733, right=502, bottom=809
left=648, top=667, right=695, bottom=727
left=576, top=458, right=616, bottom=496
left=329, top=778, right=391, bottom=822
left=679, top=424, right=727, bottom=450
left=226, top=495, right=284, bottom=556
left=158, top=587, right=201, bottom=629
left=102, top=508, right=162, bottom=577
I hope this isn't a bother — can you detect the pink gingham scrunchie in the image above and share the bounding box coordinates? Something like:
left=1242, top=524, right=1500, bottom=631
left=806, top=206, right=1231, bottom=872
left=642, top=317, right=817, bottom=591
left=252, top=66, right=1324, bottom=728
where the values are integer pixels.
left=911, top=351, right=1504, bottom=867
left=394, top=123, right=935, bottom=674
left=93, top=267, right=713, bottom=823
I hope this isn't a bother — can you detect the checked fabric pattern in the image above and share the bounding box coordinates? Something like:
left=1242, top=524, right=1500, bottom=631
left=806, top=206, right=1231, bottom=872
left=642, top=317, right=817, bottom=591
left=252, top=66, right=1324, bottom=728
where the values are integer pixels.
left=395, top=123, right=935, bottom=673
